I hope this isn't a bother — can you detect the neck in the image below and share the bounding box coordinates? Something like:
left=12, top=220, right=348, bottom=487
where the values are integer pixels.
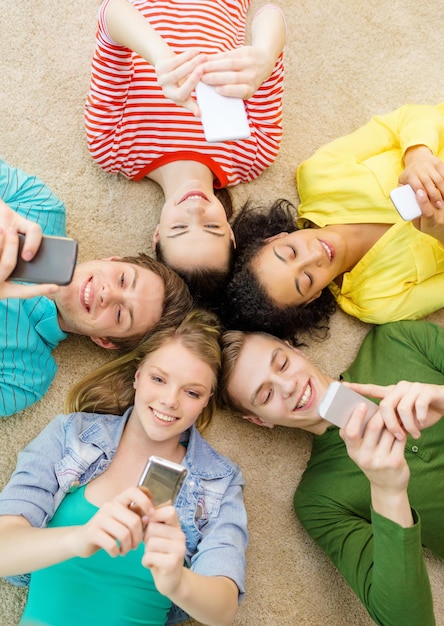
left=122, top=410, right=186, bottom=464
left=148, top=160, right=215, bottom=198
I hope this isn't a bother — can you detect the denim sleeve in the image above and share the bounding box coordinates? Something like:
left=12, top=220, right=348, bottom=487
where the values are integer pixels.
left=0, top=413, right=67, bottom=527
left=190, top=465, right=248, bottom=600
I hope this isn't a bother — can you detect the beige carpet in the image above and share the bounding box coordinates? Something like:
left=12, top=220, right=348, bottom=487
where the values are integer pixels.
left=1, top=1, right=443, bottom=624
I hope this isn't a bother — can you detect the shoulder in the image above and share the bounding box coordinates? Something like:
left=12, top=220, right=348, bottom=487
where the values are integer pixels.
left=185, top=426, right=244, bottom=483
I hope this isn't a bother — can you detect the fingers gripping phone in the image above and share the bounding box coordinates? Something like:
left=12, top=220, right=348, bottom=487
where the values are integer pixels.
left=318, top=381, right=379, bottom=429
left=195, top=81, right=251, bottom=143
left=9, top=234, right=78, bottom=285
left=137, top=456, right=187, bottom=508
left=389, top=184, right=422, bottom=221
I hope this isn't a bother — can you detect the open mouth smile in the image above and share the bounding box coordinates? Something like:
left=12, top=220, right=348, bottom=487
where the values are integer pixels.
left=294, top=382, right=312, bottom=410
left=82, top=277, right=93, bottom=312
left=178, top=191, right=209, bottom=204
left=319, top=240, right=334, bottom=263
left=152, top=408, right=178, bottom=423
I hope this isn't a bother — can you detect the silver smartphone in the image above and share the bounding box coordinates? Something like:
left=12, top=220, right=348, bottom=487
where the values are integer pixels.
left=389, top=184, right=422, bottom=221
left=318, top=381, right=378, bottom=429
left=9, top=233, right=78, bottom=285
left=138, top=456, right=187, bottom=508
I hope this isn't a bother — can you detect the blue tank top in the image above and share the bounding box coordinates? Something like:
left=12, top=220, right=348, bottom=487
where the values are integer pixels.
left=20, top=485, right=172, bottom=626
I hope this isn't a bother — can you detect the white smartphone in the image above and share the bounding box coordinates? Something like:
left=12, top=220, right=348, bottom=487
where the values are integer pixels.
left=389, top=184, right=422, bottom=220
left=9, top=233, right=78, bottom=286
left=318, top=381, right=378, bottom=429
left=195, top=81, right=251, bottom=143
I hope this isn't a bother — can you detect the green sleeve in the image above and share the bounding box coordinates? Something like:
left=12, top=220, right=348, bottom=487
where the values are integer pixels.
left=342, top=320, right=444, bottom=387
left=294, top=488, right=435, bottom=626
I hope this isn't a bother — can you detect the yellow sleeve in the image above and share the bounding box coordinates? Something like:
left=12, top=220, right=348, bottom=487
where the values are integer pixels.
left=296, top=103, right=444, bottom=228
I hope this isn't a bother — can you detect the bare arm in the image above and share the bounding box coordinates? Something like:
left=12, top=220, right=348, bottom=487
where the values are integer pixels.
left=143, top=505, right=239, bottom=626
left=0, top=487, right=151, bottom=577
left=104, top=0, right=205, bottom=115
left=201, top=4, right=286, bottom=99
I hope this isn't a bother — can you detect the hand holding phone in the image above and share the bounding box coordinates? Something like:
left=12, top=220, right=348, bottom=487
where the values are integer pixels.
left=8, top=233, right=78, bottom=286
left=195, top=81, right=251, bottom=143
left=390, top=184, right=422, bottom=221
left=318, top=381, right=379, bottom=430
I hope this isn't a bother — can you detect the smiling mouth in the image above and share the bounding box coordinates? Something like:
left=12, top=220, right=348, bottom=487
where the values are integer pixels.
left=152, top=408, right=178, bottom=423
left=319, top=240, right=334, bottom=263
left=178, top=191, right=209, bottom=204
left=82, top=278, right=93, bottom=312
left=294, top=383, right=312, bottom=410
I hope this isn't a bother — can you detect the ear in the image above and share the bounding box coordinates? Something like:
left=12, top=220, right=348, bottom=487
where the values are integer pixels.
left=228, top=225, right=236, bottom=249
left=90, top=336, right=119, bottom=350
left=306, top=290, right=322, bottom=304
left=264, top=232, right=288, bottom=244
left=242, top=414, right=274, bottom=429
left=102, top=256, right=122, bottom=261
left=152, top=224, right=160, bottom=250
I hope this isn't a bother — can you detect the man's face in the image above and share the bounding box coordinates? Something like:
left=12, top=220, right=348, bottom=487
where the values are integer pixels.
left=53, top=259, right=165, bottom=346
left=153, top=183, right=235, bottom=273
left=227, top=334, right=332, bottom=430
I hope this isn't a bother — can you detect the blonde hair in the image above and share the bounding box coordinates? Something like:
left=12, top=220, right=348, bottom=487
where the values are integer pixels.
left=65, top=309, right=222, bottom=433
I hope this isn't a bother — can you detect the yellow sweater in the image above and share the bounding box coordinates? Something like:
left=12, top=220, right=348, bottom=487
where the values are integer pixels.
left=296, top=103, right=444, bottom=323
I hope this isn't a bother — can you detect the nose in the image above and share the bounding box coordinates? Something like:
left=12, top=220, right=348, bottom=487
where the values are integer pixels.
left=277, top=375, right=296, bottom=399
left=99, top=283, right=119, bottom=307
left=160, top=387, right=179, bottom=410
left=184, top=201, right=206, bottom=217
left=300, top=248, right=322, bottom=268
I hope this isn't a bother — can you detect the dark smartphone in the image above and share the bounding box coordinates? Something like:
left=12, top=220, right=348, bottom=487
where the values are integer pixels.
left=138, top=456, right=187, bottom=507
left=9, top=233, right=78, bottom=286
left=318, top=381, right=378, bottom=429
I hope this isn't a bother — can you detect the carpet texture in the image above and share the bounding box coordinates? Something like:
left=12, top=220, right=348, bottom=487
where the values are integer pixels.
left=0, top=1, right=443, bottom=625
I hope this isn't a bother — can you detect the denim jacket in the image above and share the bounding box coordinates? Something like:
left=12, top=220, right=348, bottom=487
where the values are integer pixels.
left=0, top=408, right=248, bottom=625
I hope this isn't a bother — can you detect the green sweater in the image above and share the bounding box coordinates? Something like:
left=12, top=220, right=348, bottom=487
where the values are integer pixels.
left=294, top=320, right=444, bottom=626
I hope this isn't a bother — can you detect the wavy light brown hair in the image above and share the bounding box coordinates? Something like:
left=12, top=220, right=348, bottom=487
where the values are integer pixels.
left=107, top=253, right=193, bottom=351
left=66, top=309, right=222, bottom=433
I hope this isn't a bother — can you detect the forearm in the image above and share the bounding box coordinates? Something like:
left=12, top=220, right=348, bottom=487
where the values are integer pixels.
left=370, top=486, right=413, bottom=528
left=0, top=516, right=77, bottom=577
left=170, top=569, right=239, bottom=626
left=251, top=5, right=286, bottom=69
left=104, top=0, right=173, bottom=65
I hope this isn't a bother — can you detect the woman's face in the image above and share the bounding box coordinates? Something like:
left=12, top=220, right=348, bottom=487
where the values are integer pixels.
left=133, top=339, right=214, bottom=442
left=252, top=229, right=345, bottom=307
left=153, top=182, right=235, bottom=273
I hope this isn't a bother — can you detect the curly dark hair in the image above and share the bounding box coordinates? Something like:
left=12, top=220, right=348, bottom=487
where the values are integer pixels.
left=219, top=198, right=336, bottom=343
left=155, top=187, right=234, bottom=311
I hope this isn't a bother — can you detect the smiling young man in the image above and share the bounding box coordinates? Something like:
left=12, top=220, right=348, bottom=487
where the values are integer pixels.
left=0, top=159, right=192, bottom=417
left=219, top=320, right=444, bottom=626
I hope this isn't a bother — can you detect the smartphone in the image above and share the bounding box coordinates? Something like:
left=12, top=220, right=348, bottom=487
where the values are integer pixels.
left=318, top=381, right=378, bottom=429
left=195, top=81, right=251, bottom=143
left=9, top=234, right=78, bottom=286
left=389, top=184, right=422, bottom=221
left=137, top=456, right=187, bottom=508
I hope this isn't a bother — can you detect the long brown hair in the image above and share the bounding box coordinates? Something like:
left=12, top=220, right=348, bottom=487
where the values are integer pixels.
left=65, top=309, right=222, bottom=433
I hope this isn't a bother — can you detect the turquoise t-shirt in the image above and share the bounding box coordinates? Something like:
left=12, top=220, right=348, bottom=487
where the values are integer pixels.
left=20, top=485, right=172, bottom=626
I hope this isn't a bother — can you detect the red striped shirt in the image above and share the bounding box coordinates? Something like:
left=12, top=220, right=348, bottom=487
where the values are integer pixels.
left=84, top=0, right=284, bottom=186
